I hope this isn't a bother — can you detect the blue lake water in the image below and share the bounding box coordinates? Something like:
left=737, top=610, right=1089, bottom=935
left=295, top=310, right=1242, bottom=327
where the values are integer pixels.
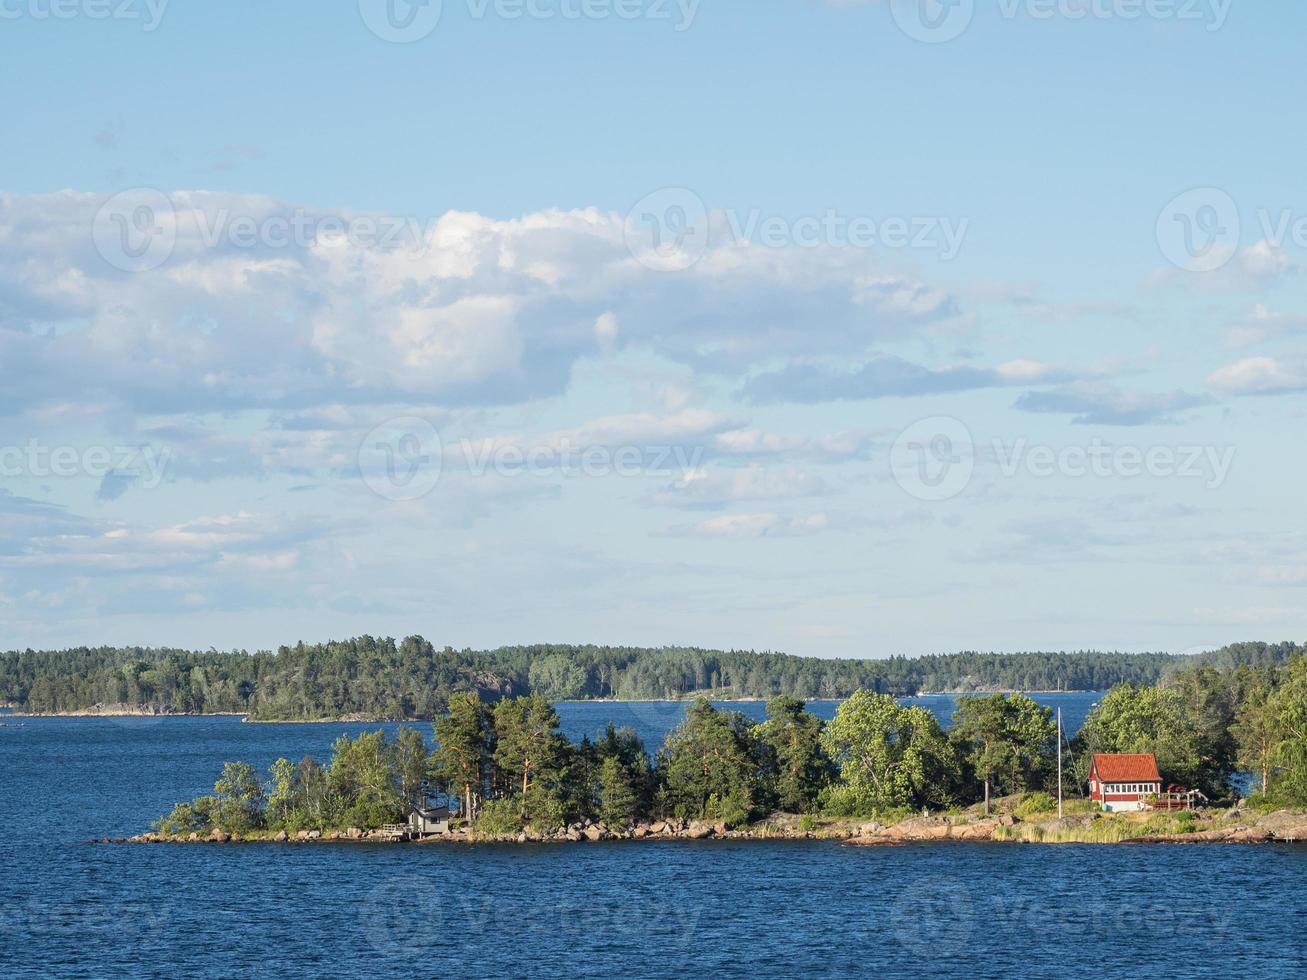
left=3, top=694, right=1305, bottom=979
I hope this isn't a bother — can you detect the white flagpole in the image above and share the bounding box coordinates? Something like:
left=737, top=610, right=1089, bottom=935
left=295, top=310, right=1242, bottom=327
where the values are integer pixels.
left=1057, top=706, right=1064, bottom=820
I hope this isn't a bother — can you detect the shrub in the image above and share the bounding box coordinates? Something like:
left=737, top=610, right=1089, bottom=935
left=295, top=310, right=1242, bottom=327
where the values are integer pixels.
left=522, top=787, right=566, bottom=835
left=797, top=814, right=818, bottom=833
left=153, top=801, right=207, bottom=836
left=473, top=799, right=523, bottom=838
left=1016, top=792, right=1057, bottom=817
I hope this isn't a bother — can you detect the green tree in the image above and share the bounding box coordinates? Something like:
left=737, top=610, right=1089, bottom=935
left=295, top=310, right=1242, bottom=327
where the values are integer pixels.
left=213, top=761, right=264, bottom=833
left=1267, top=656, right=1307, bottom=804
left=527, top=654, right=589, bottom=700
left=326, top=730, right=404, bottom=828
left=757, top=696, right=830, bottom=813
left=952, top=694, right=1056, bottom=814
left=660, top=699, right=760, bottom=825
left=431, top=692, right=494, bottom=823
left=598, top=756, right=639, bottom=826
left=1233, top=666, right=1282, bottom=796
left=492, top=695, right=567, bottom=816
left=297, top=756, right=328, bottom=827
left=265, top=757, right=300, bottom=828
left=393, top=726, right=431, bottom=812
left=1077, top=684, right=1212, bottom=794
left=820, top=691, right=955, bottom=817
left=1164, top=666, right=1240, bottom=795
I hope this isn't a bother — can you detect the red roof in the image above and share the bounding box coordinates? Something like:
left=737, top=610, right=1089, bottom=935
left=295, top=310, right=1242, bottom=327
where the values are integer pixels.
left=1092, top=754, right=1161, bottom=782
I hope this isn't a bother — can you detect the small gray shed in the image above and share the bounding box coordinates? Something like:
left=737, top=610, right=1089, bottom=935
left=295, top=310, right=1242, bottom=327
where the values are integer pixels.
left=408, top=805, right=452, bottom=837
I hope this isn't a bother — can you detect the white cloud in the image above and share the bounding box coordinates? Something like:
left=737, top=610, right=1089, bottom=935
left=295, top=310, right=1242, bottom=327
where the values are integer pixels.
left=1226, top=304, right=1307, bottom=348
left=0, top=190, right=965, bottom=419
left=663, top=511, right=831, bottom=539
left=654, top=466, right=828, bottom=509
left=1207, top=355, right=1307, bottom=396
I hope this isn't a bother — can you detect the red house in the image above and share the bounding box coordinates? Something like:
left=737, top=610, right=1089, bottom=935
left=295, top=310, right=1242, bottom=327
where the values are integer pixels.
left=1089, top=754, right=1163, bottom=812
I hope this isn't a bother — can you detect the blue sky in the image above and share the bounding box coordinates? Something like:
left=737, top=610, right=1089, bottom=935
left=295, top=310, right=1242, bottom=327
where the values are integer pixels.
left=2, top=0, right=1306, bottom=657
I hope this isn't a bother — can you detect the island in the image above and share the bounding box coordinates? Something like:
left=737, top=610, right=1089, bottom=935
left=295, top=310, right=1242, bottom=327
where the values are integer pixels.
left=117, top=648, right=1307, bottom=847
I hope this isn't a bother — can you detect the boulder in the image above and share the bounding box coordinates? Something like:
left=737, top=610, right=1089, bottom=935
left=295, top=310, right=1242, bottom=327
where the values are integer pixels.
left=294, top=830, right=310, bottom=841
left=583, top=825, right=604, bottom=842
left=684, top=823, right=712, bottom=840
left=187, top=832, right=199, bottom=842
left=713, top=822, right=728, bottom=836
left=632, top=825, right=649, bottom=839
left=649, top=821, right=668, bottom=835
left=1228, top=827, right=1272, bottom=843
left=955, top=821, right=998, bottom=841
left=346, top=827, right=364, bottom=840
left=209, top=830, right=230, bottom=843
left=306, top=829, right=321, bottom=840
left=566, top=829, right=583, bottom=842
left=515, top=833, right=528, bottom=844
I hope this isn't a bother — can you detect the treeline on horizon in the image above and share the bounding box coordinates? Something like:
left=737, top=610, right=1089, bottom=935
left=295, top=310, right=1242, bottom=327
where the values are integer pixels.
left=2, top=636, right=1301, bottom=721
left=155, top=651, right=1307, bottom=839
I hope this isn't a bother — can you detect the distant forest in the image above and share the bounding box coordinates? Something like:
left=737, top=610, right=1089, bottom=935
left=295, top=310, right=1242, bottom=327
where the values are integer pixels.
left=0, top=637, right=1300, bottom=722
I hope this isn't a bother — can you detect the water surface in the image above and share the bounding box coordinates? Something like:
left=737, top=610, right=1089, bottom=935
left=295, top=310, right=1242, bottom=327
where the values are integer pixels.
left=6, top=695, right=1302, bottom=979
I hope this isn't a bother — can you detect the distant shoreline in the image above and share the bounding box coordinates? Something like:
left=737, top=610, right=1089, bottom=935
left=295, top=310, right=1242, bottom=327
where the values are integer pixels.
left=7, top=690, right=1100, bottom=724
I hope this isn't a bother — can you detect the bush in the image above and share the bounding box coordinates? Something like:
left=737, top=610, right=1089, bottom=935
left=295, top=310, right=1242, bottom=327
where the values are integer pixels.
left=522, top=787, right=566, bottom=834
left=1016, top=792, right=1057, bottom=817
left=153, top=801, right=207, bottom=836
left=797, top=814, right=818, bottom=833
left=473, top=799, right=524, bottom=838
left=340, top=799, right=401, bottom=831
left=704, top=788, right=750, bottom=828
left=818, top=784, right=866, bottom=818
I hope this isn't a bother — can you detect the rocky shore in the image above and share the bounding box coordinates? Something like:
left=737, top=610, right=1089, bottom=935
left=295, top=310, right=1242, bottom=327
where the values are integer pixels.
left=105, top=815, right=866, bottom=846
left=101, top=807, right=1307, bottom=848
left=845, top=807, right=1307, bottom=846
